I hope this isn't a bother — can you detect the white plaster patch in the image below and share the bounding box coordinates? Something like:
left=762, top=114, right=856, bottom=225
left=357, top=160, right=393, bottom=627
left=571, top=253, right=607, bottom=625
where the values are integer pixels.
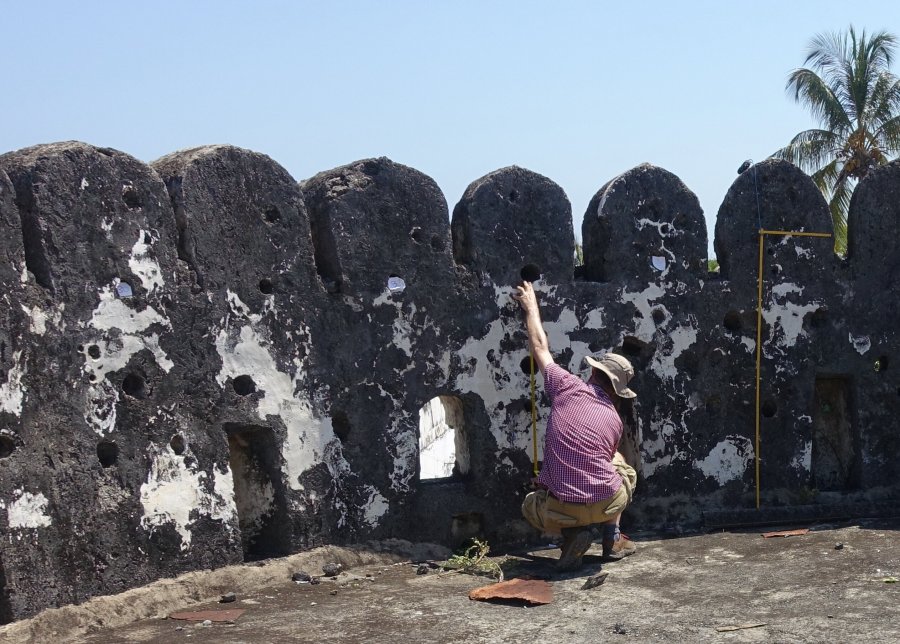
left=641, top=418, right=679, bottom=478
left=362, top=488, right=390, bottom=527
left=1, top=490, right=52, bottom=529
left=214, top=315, right=342, bottom=497
left=90, top=286, right=170, bottom=334
left=794, top=245, right=813, bottom=260
left=620, top=283, right=668, bottom=341
left=584, top=308, right=604, bottom=329
left=849, top=333, right=871, bottom=355
left=85, top=379, right=119, bottom=436
left=651, top=323, right=697, bottom=382
left=791, top=440, right=812, bottom=473
left=129, top=230, right=165, bottom=294
left=762, top=283, right=821, bottom=348
left=0, top=351, right=25, bottom=417
left=696, top=436, right=754, bottom=485
left=82, top=285, right=174, bottom=434
left=741, top=337, right=756, bottom=355
left=139, top=446, right=235, bottom=550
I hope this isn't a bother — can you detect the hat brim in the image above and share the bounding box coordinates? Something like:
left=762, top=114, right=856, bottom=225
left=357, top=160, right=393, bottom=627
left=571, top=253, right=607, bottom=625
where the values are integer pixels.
left=585, top=356, right=637, bottom=399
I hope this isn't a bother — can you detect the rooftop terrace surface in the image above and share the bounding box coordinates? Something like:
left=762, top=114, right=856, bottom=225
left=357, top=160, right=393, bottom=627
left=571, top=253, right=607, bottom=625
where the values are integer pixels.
left=4, top=520, right=899, bottom=644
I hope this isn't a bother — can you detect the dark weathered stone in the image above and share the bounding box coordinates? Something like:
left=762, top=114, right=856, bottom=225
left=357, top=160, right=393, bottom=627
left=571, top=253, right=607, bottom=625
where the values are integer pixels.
left=3, top=140, right=900, bottom=623
left=302, top=157, right=454, bottom=297
left=152, top=145, right=324, bottom=557
left=452, top=166, right=573, bottom=287
left=583, top=163, right=706, bottom=284
left=0, top=142, right=205, bottom=621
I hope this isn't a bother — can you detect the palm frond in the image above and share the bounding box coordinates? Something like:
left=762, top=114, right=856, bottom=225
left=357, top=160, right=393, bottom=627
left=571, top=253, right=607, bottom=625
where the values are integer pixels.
left=786, top=68, right=852, bottom=130
left=773, top=129, right=841, bottom=171
left=873, top=113, right=900, bottom=152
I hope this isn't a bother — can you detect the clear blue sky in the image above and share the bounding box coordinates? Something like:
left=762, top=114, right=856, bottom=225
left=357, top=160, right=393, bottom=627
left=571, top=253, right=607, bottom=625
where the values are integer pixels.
left=3, top=1, right=900, bottom=257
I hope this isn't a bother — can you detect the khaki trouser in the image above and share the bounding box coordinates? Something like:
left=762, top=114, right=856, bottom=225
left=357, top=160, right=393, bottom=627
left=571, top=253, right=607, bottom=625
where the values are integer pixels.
left=522, top=453, right=637, bottom=536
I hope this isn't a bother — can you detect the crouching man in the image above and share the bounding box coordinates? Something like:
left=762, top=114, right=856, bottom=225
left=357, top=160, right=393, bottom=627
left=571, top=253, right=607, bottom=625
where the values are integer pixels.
left=513, top=281, right=638, bottom=571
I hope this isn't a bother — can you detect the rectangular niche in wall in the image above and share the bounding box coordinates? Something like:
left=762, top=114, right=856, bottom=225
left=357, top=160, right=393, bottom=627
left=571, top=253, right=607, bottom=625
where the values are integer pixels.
left=223, top=423, right=292, bottom=561
left=418, top=395, right=469, bottom=480
left=812, top=377, right=858, bottom=491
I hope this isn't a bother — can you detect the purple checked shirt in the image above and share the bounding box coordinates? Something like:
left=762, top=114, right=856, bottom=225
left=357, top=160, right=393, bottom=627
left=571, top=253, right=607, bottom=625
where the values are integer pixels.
left=536, top=363, right=623, bottom=503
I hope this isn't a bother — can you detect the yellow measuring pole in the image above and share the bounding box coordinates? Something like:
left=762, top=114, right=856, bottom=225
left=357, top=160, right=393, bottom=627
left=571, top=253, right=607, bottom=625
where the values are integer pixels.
left=530, top=353, right=539, bottom=477
left=754, top=229, right=832, bottom=509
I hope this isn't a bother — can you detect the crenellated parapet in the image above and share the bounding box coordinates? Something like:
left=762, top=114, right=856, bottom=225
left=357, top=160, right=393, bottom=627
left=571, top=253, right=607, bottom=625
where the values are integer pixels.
left=0, top=141, right=897, bottom=621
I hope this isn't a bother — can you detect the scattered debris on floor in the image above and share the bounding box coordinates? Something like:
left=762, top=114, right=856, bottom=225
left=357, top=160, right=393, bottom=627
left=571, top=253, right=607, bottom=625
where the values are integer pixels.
left=581, top=571, right=609, bottom=590
left=834, top=542, right=844, bottom=550
left=468, top=578, right=553, bottom=605
left=322, top=563, right=343, bottom=577
left=762, top=528, right=810, bottom=538
left=612, top=623, right=627, bottom=634
left=715, top=622, right=767, bottom=632
left=291, top=571, right=312, bottom=583
left=168, top=608, right=246, bottom=623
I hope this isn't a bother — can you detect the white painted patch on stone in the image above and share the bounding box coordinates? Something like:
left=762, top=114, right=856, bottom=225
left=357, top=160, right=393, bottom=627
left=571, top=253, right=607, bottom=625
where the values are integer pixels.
left=584, top=308, right=604, bottom=329
left=762, top=283, right=821, bottom=348
left=216, top=324, right=332, bottom=487
left=90, top=286, right=170, bottom=334
left=83, top=286, right=173, bottom=434
left=620, top=283, right=668, bottom=341
left=85, top=379, right=119, bottom=436
left=791, top=440, right=812, bottom=473
left=794, top=245, right=814, bottom=260
left=0, top=351, right=25, bottom=417
left=22, top=304, right=48, bottom=335
left=849, top=333, right=871, bottom=355
left=129, top=230, right=165, bottom=294
left=651, top=323, right=698, bottom=382
left=80, top=177, right=89, bottom=190
left=695, top=435, right=753, bottom=485
left=741, top=337, right=756, bottom=354
left=363, top=488, right=390, bottom=526
left=140, top=446, right=236, bottom=551
left=1, top=490, right=52, bottom=529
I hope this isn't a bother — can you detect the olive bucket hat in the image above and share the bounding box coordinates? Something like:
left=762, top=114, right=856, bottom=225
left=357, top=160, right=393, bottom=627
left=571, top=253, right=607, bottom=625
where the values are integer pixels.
left=584, top=352, right=637, bottom=399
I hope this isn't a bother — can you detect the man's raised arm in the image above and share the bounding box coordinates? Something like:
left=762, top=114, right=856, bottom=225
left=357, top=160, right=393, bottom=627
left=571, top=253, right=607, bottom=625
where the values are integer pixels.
left=512, top=281, right=554, bottom=374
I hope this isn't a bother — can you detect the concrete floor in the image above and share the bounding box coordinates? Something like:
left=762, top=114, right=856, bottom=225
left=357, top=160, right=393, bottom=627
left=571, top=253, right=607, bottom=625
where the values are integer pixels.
left=3, top=520, right=900, bottom=644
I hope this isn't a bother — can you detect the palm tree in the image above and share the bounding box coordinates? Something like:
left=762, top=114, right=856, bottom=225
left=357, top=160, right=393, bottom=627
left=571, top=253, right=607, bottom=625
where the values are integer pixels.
left=774, top=27, right=900, bottom=254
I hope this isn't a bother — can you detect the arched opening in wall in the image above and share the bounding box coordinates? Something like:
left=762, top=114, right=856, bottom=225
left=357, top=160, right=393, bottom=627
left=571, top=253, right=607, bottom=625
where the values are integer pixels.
left=223, top=423, right=292, bottom=561
left=418, top=396, right=469, bottom=481
left=812, top=376, right=859, bottom=491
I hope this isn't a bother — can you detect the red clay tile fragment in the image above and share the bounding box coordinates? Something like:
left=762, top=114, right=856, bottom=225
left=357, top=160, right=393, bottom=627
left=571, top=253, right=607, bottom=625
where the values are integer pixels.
left=468, top=578, right=553, bottom=605
left=169, top=608, right=246, bottom=622
left=761, top=528, right=810, bottom=538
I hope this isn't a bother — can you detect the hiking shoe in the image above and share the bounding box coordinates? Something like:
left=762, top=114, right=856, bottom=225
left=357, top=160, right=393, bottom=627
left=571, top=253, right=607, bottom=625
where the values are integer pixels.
left=602, top=534, right=636, bottom=562
left=557, top=527, right=593, bottom=571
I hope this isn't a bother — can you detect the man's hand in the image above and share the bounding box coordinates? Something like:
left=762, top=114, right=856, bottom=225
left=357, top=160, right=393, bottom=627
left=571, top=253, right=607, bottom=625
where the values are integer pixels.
left=512, top=281, right=538, bottom=313
left=512, top=281, right=553, bottom=374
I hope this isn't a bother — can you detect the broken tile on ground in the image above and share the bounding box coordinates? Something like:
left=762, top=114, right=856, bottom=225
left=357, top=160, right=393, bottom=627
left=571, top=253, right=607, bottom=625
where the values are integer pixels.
left=468, top=578, right=553, bottom=605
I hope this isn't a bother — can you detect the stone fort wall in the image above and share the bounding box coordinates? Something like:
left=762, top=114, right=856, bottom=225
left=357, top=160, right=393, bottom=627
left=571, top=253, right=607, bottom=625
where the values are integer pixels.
left=0, top=141, right=898, bottom=620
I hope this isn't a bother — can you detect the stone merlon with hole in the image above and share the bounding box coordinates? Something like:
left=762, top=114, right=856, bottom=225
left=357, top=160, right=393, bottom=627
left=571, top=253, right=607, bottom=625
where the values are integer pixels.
left=0, top=143, right=898, bottom=622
